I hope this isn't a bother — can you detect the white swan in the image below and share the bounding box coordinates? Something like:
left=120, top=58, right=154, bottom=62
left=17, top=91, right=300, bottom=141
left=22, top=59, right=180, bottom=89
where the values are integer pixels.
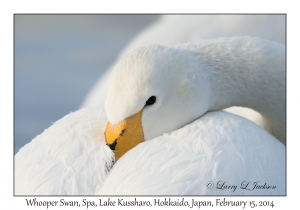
left=15, top=37, right=285, bottom=195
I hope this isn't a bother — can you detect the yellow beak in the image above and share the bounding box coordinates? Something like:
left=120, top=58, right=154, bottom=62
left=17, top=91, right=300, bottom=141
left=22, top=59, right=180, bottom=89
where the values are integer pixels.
left=105, top=109, right=144, bottom=159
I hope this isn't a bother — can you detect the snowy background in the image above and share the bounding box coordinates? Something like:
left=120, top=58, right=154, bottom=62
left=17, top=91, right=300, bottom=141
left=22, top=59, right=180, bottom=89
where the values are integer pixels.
left=14, top=15, right=159, bottom=154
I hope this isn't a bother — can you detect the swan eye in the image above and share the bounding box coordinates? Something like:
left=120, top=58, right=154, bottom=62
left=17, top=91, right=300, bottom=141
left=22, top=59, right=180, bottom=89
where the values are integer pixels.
left=145, top=96, right=156, bottom=106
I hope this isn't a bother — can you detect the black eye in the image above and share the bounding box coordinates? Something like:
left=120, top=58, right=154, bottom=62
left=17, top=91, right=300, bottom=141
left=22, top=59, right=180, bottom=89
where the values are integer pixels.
left=145, top=96, right=156, bottom=106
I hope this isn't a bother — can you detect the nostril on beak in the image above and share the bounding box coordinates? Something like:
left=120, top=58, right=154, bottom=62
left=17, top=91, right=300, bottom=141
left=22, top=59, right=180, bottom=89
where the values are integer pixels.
left=119, top=129, right=126, bottom=136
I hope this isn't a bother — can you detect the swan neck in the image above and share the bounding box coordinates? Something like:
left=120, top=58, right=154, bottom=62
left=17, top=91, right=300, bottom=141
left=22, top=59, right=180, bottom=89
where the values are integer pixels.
left=183, top=37, right=286, bottom=142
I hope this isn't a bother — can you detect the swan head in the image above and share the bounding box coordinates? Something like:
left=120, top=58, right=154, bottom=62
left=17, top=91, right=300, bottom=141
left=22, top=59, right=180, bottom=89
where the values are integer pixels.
left=105, top=44, right=211, bottom=159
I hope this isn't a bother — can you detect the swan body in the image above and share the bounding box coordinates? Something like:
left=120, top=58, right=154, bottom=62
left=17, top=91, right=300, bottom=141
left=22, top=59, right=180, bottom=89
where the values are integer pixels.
left=117, top=15, right=285, bottom=57
left=99, top=111, right=285, bottom=195
left=15, top=106, right=114, bottom=195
